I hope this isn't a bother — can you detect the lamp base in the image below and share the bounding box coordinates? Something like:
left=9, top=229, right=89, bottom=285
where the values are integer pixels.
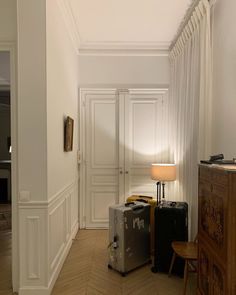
left=156, top=182, right=166, bottom=204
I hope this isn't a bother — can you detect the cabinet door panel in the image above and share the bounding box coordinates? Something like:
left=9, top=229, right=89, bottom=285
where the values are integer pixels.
left=199, top=181, right=228, bottom=260
left=212, top=261, right=226, bottom=295
left=198, top=243, right=211, bottom=295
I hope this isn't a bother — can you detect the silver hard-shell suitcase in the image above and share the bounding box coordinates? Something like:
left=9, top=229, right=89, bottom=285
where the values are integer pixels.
left=108, top=201, right=150, bottom=276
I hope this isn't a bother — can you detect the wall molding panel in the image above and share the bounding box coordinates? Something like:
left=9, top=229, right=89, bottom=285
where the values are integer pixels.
left=27, top=216, right=40, bottom=280
left=19, top=180, right=79, bottom=295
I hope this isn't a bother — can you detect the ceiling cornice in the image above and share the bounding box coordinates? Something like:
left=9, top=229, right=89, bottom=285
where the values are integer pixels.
left=79, top=41, right=170, bottom=56
left=58, top=0, right=170, bottom=56
left=57, top=0, right=81, bottom=54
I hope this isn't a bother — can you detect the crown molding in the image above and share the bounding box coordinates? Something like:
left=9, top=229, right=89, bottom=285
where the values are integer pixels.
left=58, top=0, right=170, bottom=56
left=57, top=0, right=81, bottom=54
left=78, top=41, right=170, bottom=56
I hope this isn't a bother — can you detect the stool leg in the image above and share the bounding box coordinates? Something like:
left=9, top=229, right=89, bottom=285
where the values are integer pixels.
left=183, top=260, right=188, bottom=295
left=168, top=252, right=176, bottom=277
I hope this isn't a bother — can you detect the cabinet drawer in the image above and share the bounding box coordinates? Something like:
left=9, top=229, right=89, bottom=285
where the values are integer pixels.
left=211, top=170, right=228, bottom=187
left=199, top=166, right=228, bottom=187
left=199, top=166, right=211, bottom=181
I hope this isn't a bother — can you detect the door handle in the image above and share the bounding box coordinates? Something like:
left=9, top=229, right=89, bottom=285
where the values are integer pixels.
left=125, top=171, right=129, bottom=174
left=120, top=171, right=123, bottom=175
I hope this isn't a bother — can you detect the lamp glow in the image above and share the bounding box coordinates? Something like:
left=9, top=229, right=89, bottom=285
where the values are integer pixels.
left=151, top=164, right=176, bottom=182
left=151, top=163, right=176, bottom=203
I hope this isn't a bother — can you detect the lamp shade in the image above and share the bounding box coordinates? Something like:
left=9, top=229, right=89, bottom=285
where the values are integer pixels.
left=151, top=164, right=176, bottom=182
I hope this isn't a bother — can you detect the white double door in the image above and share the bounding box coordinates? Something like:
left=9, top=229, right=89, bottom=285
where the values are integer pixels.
left=80, top=88, right=168, bottom=228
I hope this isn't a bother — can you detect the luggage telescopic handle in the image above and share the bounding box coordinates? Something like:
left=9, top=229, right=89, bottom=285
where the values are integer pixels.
left=125, top=202, right=135, bottom=206
left=138, top=195, right=152, bottom=199
left=132, top=205, right=144, bottom=211
left=137, top=199, right=148, bottom=203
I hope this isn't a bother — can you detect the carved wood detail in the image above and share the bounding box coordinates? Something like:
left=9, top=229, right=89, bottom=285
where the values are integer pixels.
left=212, top=263, right=224, bottom=295
left=198, top=165, right=236, bottom=295
left=201, top=194, right=224, bottom=247
left=199, top=246, right=210, bottom=295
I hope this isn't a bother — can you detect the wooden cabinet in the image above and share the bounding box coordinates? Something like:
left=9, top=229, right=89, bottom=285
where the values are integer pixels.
left=198, top=164, right=236, bottom=295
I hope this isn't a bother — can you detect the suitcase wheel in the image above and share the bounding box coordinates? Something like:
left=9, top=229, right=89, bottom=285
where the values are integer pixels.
left=151, top=266, right=158, bottom=273
left=108, top=264, right=112, bottom=270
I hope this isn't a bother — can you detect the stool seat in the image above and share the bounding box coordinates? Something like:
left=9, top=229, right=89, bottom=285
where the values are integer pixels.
left=172, top=241, right=198, bottom=260
left=169, top=239, right=198, bottom=295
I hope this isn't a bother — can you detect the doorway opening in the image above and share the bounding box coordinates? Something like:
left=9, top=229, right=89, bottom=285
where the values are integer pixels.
left=0, top=50, right=12, bottom=292
left=0, top=44, right=18, bottom=293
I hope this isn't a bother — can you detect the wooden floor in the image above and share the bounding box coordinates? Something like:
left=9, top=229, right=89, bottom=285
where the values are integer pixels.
left=0, top=229, right=13, bottom=295
left=0, top=229, right=197, bottom=295
left=52, top=230, right=197, bottom=295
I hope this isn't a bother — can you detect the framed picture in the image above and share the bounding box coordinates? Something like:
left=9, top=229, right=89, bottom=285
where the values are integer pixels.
left=64, top=116, right=74, bottom=152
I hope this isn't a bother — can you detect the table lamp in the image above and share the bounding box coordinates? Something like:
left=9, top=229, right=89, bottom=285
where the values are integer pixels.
left=151, top=163, right=176, bottom=203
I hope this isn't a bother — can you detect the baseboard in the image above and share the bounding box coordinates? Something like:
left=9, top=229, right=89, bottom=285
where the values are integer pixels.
left=19, top=287, right=51, bottom=295
left=19, top=221, right=79, bottom=295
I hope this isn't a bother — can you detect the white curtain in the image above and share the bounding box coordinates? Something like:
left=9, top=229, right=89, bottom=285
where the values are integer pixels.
left=169, top=0, right=212, bottom=239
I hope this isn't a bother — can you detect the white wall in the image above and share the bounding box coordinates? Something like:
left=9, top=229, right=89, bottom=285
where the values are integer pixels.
left=78, top=55, right=170, bottom=88
left=17, top=0, right=48, bottom=202
left=46, top=0, right=79, bottom=199
left=211, top=0, right=236, bottom=159
left=17, top=1, right=49, bottom=293
left=17, top=0, right=79, bottom=294
left=46, top=0, right=79, bottom=289
left=0, top=0, right=16, bottom=42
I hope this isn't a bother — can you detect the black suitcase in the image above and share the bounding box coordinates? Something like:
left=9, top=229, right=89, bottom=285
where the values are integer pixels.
left=152, top=201, right=188, bottom=276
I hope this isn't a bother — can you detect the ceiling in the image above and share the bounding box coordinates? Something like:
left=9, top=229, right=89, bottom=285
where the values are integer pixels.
left=60, top=0, right=192, bottom=55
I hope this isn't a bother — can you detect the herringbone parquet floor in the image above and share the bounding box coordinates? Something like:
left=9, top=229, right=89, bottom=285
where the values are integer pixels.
left=0, top=229, right=197, bottom=295
left=52, top=230, right=197, bottom=295
left=0, top=230, right=14, bottom=295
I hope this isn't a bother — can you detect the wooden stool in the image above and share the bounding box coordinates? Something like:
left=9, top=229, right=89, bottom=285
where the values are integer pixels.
left=168, top=239, right=198, bottom=295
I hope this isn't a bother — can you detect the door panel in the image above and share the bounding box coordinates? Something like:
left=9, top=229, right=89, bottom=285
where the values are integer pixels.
left=85, top=91, right=120, bottom=228
left=82, top=89, right=168, bottom=228
left=91, top=100, right=118, bottom=167
left=125, top=90, right=169, bottom=198
left=131, top=102, right=156, bottom=165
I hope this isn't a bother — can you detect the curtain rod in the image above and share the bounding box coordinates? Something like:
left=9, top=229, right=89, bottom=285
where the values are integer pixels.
left=170, top=0, right=214, bottom=51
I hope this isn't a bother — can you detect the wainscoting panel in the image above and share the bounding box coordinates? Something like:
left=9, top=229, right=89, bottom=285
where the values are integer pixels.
left=48, top=180, right=79, bottom=280
left=18, top=180, right=79, bottom=295
left=27, top=216, right=40, bottom=279
left=19, top=208, right=48, bottom=289
left=49, top=198, right=66, bottom=271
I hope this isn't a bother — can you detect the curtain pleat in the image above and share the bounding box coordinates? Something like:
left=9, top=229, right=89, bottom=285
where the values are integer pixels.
left=169, top=0, right=212, bottom=239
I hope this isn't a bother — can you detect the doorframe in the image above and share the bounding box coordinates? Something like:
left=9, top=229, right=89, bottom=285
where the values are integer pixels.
left=79, top=87, right=169, bottom=229
left=0, top=42, right=19, bottom=292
